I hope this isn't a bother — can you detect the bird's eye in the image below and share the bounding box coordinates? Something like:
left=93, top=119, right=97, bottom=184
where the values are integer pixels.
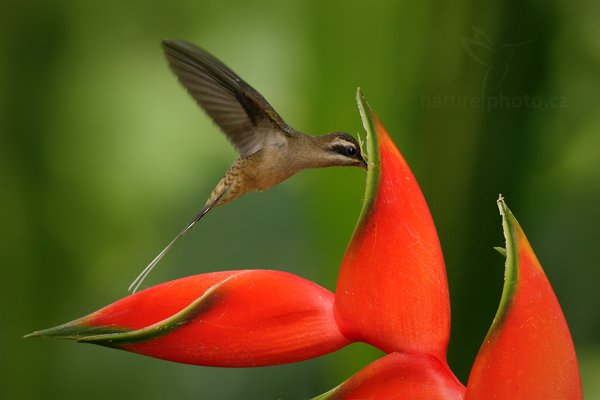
left=346, top=146, right=357, bottom=156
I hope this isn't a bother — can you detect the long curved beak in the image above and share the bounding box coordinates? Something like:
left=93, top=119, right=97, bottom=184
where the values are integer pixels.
left=358, top=159, right=368, bottom=171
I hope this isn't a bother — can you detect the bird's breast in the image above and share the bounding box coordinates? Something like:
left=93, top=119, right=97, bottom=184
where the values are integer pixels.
left=251, top=143, right=297, bottom=191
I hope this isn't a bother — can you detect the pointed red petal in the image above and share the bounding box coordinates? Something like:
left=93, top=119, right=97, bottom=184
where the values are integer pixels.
left=465, top=199, right=583, bottom=399
left=335, top=90, right=450, bottom=361
left=313, top=352, right=465, bottom=400
left=26, top=270, right=351, bottom=367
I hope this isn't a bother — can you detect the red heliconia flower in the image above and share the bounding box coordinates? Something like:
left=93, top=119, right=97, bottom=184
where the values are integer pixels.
left=26, top=89, right=582, bottom=399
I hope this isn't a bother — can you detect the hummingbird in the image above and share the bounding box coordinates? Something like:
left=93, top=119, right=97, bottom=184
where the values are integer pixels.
left=129, top=39, right=367, bottom=293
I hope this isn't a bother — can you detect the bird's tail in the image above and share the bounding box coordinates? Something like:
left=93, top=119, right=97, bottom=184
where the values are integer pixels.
left=128, top=188, right=229, bottom=293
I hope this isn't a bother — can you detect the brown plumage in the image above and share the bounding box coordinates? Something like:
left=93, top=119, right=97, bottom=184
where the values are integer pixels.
left=129, top=40, right=367, bottom=292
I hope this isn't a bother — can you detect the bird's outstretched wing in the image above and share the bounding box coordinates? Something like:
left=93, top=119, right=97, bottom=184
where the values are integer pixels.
left=162, top=39, right=291, bottom=157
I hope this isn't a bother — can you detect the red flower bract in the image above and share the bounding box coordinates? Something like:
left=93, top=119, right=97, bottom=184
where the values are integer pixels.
left=335, top=103, right=451, bottom=362
left=314, top=352, right=465, bottom=400
left=26, top=270, right=350, bottom=367
left=465, top=201, right=583, bottom=399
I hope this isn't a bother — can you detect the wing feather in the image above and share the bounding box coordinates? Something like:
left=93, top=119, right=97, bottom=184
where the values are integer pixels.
left=162, top=39, right=290, bottom=157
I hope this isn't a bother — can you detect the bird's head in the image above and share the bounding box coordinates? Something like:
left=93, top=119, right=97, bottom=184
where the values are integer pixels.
left=317, top=132, right=368, bottom=170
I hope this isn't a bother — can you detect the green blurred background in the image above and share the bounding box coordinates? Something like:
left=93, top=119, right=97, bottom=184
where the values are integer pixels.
left=2, top=0, right=599, bottom=398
